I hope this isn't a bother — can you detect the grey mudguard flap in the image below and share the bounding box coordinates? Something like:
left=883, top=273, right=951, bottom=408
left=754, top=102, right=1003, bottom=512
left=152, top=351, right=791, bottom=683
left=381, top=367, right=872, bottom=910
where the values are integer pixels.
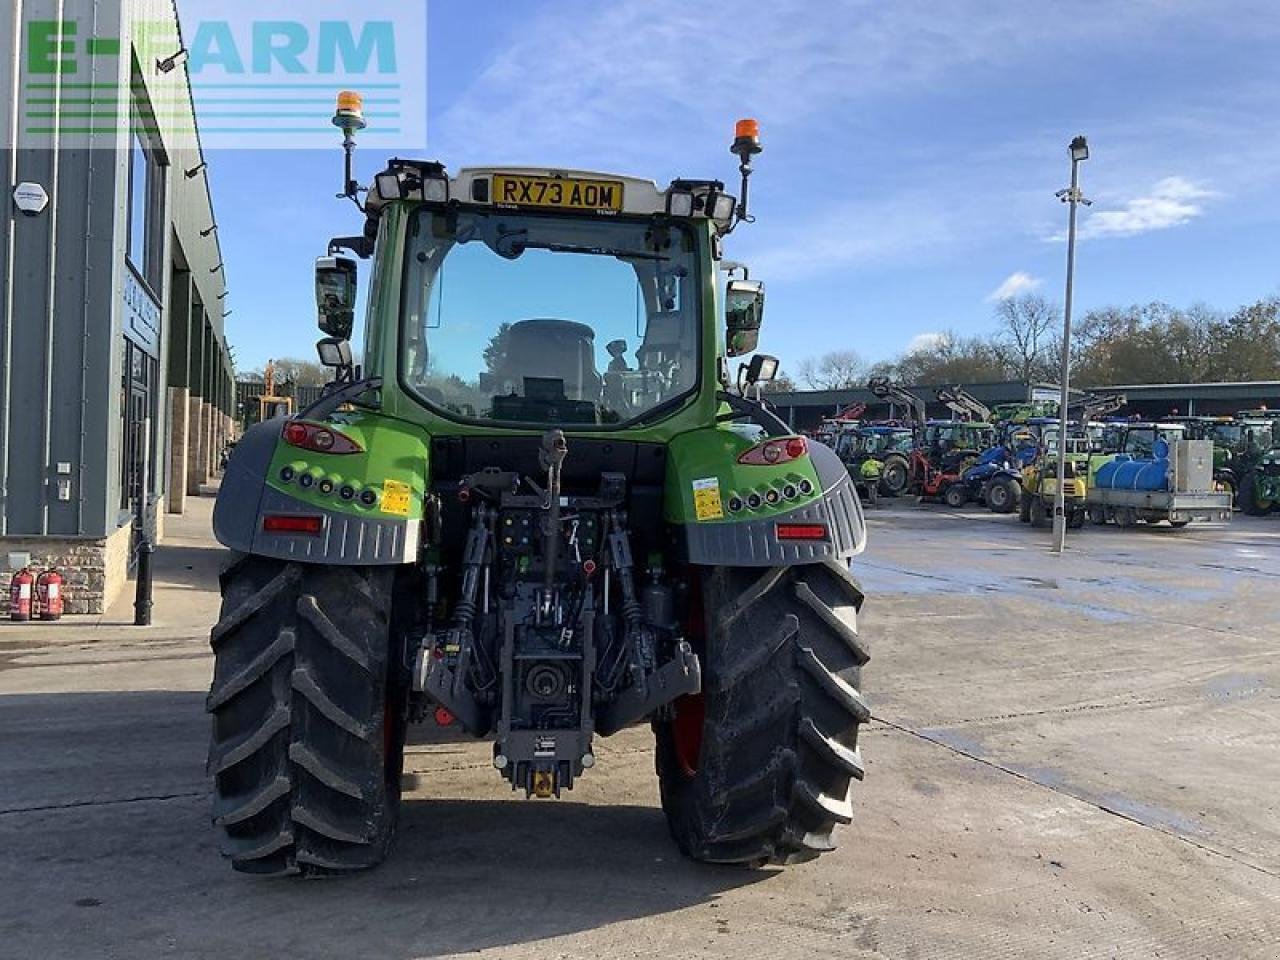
left=213, top=421, right=418, bottom=565
left=678, top=441, right=867, bottom=566
left=213, top=420, right=277, bottom=552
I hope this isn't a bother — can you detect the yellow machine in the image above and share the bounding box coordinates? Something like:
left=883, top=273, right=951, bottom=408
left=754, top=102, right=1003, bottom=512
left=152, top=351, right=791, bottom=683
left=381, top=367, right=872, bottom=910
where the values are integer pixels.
left=257, top=359, right=294, bottom=421
left=1019, top=434, right=1090, bottom=528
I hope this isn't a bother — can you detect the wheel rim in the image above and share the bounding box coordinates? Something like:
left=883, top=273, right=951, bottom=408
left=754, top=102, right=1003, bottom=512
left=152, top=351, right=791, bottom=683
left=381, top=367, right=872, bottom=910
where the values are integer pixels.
left=671, top=693, right=705, bottom=777
left=886, top=462, right=906, bottom=491
left=990, top=483, right=1009, bottom=509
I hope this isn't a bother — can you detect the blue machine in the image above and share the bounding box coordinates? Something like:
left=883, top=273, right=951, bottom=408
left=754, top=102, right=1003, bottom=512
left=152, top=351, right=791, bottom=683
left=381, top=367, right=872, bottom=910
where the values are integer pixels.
left=1093, top=439, right=1172, bottom=492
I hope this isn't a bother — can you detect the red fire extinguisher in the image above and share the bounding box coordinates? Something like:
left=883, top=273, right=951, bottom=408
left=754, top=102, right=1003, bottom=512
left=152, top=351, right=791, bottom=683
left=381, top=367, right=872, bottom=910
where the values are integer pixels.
left=9, top=568, right=35, bottom=621
left=37, top=569, right=64, bottom=621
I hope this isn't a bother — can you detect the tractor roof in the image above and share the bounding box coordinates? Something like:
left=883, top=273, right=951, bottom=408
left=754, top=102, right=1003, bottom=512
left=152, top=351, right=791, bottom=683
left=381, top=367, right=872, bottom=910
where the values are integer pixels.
left=364, top=160, right=739, bottom=234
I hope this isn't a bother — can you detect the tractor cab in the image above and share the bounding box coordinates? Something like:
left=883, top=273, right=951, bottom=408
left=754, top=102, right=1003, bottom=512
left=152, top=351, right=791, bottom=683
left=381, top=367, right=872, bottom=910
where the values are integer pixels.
left=922, top=420, right=995, bottom=468
left=386, top=175, right=715, bottom=429
left=857, top=425, right=914, bottom=458
left=1119, top=422, right=1187, bottom=458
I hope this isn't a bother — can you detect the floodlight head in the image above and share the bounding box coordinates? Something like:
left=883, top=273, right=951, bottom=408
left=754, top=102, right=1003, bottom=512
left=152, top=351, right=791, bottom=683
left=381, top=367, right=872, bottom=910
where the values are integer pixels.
left=156, top=48, right=189, bottom=74
left=1069, top=135, right=1089, bottom=162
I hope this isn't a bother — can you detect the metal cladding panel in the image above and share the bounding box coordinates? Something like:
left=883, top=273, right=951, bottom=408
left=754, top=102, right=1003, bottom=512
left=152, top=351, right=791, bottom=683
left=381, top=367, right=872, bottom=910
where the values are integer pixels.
left=1, top=0, right=129, bottom=537
left=1, top=0, right=232, bottom=537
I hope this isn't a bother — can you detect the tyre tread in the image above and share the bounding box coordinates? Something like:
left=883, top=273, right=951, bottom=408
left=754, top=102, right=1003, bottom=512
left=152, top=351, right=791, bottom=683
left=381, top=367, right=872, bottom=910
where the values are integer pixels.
left=656, top=560, right=868, bottom=866
left=206, top=558, right=398, bottom=876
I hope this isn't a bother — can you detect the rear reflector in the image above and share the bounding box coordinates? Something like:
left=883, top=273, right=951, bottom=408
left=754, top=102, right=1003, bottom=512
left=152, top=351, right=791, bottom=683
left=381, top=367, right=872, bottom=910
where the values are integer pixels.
left=776, top=523, right=828, bottom=541
left=263, top=514, right=323, bottom=535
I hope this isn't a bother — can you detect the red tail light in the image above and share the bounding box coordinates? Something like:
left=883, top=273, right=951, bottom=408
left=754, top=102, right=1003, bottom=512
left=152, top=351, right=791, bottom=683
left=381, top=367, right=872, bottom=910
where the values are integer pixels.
left=282, top=420, right=362, bottom=454
left=738, top=436, right=809, bottom=466
left=776, top=523, right=828, bottom=541
left=262, top=514, right=324, bottom=535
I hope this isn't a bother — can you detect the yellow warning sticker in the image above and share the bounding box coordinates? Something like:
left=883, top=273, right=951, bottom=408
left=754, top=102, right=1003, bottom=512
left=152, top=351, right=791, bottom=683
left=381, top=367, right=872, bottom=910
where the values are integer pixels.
left=692, top=477, right=724, bottom=521
left=381, top=479, right=412, bottom=517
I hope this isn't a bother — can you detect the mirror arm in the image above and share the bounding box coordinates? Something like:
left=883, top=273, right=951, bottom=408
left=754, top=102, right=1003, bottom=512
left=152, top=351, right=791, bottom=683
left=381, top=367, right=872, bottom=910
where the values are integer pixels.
left=328, top=235, right=375, bottom=259
left=717, top=391, right=790, bottom=438
left=297, top=376, right=383, bottom=421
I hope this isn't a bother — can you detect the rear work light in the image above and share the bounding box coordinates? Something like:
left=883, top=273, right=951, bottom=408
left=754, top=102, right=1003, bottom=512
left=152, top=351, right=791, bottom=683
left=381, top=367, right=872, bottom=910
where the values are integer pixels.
left=282, top=420, right=362, bottom=455
left=776, top=523, right=828, bottom=541
left=262, top=514, right=324, bottom=535
left=737, top=436, right=808, bottom=466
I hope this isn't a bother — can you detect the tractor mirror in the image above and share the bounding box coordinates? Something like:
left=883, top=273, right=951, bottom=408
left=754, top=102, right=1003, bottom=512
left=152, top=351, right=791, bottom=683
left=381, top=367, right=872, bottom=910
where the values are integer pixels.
left=725, top=279, right=764, bottom=357
left=315, top=256, right=358, bottom=340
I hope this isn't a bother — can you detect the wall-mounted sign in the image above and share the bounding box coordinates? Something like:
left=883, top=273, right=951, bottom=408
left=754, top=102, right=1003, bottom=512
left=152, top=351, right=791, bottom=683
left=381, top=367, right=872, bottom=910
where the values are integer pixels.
left=13, top=182, right=49, bottom=216
left=124, top=266, right=162, bottom=357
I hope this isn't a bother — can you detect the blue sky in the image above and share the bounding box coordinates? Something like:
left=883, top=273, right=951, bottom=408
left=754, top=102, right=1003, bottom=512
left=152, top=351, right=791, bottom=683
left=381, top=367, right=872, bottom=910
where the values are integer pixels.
left=206, top=0, right=1280, bottom=377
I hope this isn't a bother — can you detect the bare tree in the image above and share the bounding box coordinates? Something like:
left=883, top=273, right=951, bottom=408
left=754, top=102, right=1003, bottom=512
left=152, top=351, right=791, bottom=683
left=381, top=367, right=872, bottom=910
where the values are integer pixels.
left=893, top=331, right=1008, bottom=384
left=992, top=294, right=1060, bottom=384
left=268, top=357, right=329, bottom=389
left=797, top=350, right=867, bottom=390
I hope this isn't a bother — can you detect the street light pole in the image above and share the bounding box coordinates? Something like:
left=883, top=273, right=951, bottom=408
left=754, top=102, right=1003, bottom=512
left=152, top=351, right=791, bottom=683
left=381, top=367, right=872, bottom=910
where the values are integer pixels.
left=1052, top=135, right=1090, bottom=554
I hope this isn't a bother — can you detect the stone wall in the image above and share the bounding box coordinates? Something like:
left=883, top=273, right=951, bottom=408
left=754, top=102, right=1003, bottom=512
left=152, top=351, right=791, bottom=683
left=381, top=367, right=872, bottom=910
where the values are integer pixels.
left=0, top=522, right=133, bottom=615
left=167, top=386, right=189, bottom=514
left=187, top=394, right=207, bottom=496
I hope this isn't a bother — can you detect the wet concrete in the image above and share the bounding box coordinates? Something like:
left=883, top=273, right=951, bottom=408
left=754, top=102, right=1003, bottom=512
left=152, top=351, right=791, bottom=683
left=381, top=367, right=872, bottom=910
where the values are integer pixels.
left=1, top=498, right=1277, bottom=958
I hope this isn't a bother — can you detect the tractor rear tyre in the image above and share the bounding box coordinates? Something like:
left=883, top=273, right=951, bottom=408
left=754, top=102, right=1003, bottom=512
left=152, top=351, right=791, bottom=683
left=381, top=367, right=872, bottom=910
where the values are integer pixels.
left=985, top=476, right=1020, bottom=514
left=206, top=556, right=406, bottom=876
left=655, top=561, right=868, bottom=866
left=1018, top=492, right=1031, bottom=523
left=879, top=456, right=909, bottom=497
left=1029, top=496, right=1048, bottom=528
left=1240, top=472, right=1276, bottom=516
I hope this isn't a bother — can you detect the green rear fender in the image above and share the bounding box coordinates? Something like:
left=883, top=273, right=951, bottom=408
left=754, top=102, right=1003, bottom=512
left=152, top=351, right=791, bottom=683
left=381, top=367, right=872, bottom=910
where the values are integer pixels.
left=664, top=425, right=866, bottom=566
left=214, top=410, right=430, bottom=565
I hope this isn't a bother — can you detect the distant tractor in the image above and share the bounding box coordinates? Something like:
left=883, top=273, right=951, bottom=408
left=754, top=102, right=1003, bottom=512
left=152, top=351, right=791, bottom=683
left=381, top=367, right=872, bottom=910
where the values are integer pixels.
left=834, top=425, right=912, bottom=502
left=1183, top=413, right=1280, bottom=509
left=206, top=103, right=870, bottom=877
left=1238, top=417, right=1280, bottom=515
left=864, top=377, right=993, bottom=503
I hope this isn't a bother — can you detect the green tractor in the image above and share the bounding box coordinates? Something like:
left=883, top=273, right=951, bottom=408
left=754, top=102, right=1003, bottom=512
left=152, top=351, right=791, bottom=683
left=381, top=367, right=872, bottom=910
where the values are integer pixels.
left=834, top=425, right=912, bottom=504
left=207, top=105, right=869, bottom=876
left=1238, top=416, right=1280, bottom=515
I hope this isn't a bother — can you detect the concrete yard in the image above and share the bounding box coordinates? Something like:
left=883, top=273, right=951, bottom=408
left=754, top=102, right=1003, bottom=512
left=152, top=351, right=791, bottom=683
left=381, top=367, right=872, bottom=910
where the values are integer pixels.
left=1, top=497, right=1278, bottom=959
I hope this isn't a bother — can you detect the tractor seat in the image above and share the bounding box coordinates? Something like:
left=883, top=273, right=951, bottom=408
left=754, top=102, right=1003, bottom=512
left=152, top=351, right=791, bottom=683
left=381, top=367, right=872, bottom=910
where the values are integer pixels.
left=497, top=318, right=603, bottom=401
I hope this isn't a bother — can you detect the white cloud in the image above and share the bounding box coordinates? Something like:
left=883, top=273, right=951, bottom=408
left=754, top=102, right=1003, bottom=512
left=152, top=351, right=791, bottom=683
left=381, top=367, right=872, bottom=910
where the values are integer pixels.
left=428, top=1, right=1272, bottom=280
left=905, top=332, right=947, bottom=354
left=431, top=2, right=1253, bottom=169
left=740, top=188, right=963, bottom=280
left=1056, top=177, right=1218, bottom=241
left=987, top=271, right=1042, bottom=301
